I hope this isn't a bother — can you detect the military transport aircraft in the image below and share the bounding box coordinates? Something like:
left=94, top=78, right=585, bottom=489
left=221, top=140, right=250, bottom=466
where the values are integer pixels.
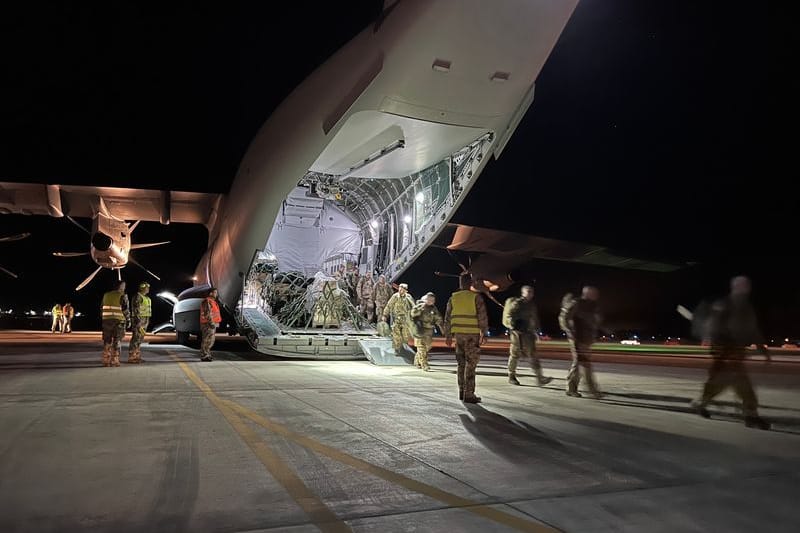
left=0, top=0, right=580, bottom=358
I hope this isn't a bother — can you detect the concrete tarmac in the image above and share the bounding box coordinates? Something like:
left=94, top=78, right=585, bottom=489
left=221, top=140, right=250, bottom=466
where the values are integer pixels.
left=1, top=331, right=799, bottom=532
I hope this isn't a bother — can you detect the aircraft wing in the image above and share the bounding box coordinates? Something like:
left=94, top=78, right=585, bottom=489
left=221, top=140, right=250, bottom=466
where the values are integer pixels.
left=433, top=224, right=686, bottom=275
left=0, top=182, right=221, bottom=227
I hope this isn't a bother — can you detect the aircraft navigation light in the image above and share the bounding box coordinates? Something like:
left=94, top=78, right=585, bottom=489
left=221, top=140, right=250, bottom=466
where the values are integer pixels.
left=403, top=214, right=412, bottom=223
left=415, top=192, right=425, bottom=203
left=191, top=275, right=198, bottom=281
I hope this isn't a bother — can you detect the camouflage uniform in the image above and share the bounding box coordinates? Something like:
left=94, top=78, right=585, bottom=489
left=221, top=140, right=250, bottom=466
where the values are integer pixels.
left=694, top=295, right=765, bottom=422
left=564, top=298, right=601, bottom=397
left=101, top=293, right=130, bottom=367
left=356, top=274, right=375, bottom=322
left=62, top=303, right=74, bottom=333
left=503, top=296, right=550, bottom=385
left=127, top=291, right=151, bottom=364
left=374, top=279, right=393, bottom=323
left=200, top=296, right=220, bottom=361
left=410, top=301, right=443, bottom=371
left=444, top=291, right=489, bottom=402
left=382, top=291, right=415, bottom=351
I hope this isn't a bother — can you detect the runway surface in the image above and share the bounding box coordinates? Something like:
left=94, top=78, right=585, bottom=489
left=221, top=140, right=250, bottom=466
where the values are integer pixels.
left=1, top=330, right=799, bottom=532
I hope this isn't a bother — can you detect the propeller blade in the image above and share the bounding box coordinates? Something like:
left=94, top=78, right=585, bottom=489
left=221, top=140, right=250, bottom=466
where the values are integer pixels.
left=129, top=256, right=161, bottom=281
left=434, top=271, right=460, bottom=278
left=53, top=252, right=90, bottom=257
left=66, top=216, right=91, bottom=235
left=128, top=220, right=141, bottom=233
left=676, top=305, right=693, bottom=321
left=75, top=266, right=104, bottom=291
left=129, top=241, right=170, bottom=250
left=0, top=264, right=19, bottom=278
left=0, top=232, right=31, bottom=243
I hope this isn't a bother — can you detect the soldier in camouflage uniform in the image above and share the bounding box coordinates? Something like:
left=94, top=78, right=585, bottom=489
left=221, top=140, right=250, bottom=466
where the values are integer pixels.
left=690, top=276, right=771, bottom=430
left=127, top=281, right=151, bottom=364
left=503, top=285, right=553, bottom=386
left=444, top=276, right=489, bottom=403
left=100, top=280, right=130, bottom=367
left=374, top=275, right=393, bottom=323
left=200, top=287, right=222, bottom=361
left=410, top=292, right=443, bottom=371
left=563, top=286, right=602, bottom=398
left=381, top=283, right=415, bottom=352
left=356, top=271, right=376, bottom=323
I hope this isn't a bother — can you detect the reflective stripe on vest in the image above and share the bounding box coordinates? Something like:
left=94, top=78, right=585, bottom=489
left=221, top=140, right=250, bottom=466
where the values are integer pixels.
left=200, top=298, right=221, bottom=324
left=450, top=290, right=480, bottom=334
left=139, top=294, right=152, bottom=318
left=101, top=291, right=125, bottom=321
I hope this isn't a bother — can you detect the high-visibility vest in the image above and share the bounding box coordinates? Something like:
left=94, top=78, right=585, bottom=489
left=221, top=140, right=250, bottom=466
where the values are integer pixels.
left=449, top=290, right=481, bottom=335
left=138, top=294, right=152, bottom=318
left=101, top=291, right=125, bottom=321
left=200, top=298, right=221, bottom=324
left=52, top=305, right=62, bottom=317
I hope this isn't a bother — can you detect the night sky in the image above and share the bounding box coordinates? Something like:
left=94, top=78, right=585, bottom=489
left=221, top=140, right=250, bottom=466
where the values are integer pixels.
left=1, top=2, right=796, bottom=338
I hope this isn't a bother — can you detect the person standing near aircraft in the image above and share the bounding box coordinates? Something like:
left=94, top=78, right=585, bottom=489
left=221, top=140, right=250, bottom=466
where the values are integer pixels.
left=690, top=275, right=771, bottom=429
left=564, top=286, right=602, bottom=398
left=62, top=302, right=75, bottom=333
left=356, top=271, right=375, bottom=323
left=410, top=292, right=443, bottom=371
left=444, top=275, right=489, bottom=403
left=503, top=285, right=553, bottom=386
left=199, top=287, right=222, bottom=362
left=374, top=275, right=393, bottom=324
left=127, top=282, right=151, bottom=364
left=100, top=280, right=130, bottom=367
left=50, top=303, right=63, bottom=333
left=382, top=283, right=415, bottom=353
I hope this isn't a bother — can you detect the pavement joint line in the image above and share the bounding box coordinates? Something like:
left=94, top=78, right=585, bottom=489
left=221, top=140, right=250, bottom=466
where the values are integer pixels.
left=220, top=396, right=561, bottom=533
left=172, top=353, right=560, bottom=532
left=173, top=357, right=352, bottom=533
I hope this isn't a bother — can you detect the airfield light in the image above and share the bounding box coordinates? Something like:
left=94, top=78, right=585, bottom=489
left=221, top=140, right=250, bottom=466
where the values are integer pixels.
left=370, top=219, right=379, bottom=229
left=29, top=310, right=36, bottom=316
left=786, top=338, right=790, bottom=343
left=191, top=275, right=198, bottom=281
left=75, top=312, right=82, bottom=317
left=403, top=214, right=412, bottom=224
left=415, top=191, right=425, bottom=203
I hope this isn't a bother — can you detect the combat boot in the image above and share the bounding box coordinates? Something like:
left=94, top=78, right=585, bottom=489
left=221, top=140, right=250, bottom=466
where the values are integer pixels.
left=538, top=376, right=554, bottom=386
left=690, top=399, right=711, bottom=418
left=463, top=395, right=482, bottom=404
left=508, top=373, right=520, bottom=385
left=102, top=346, right=111, bottom=367
left=566, top=390, right=582, bottom=398
left=744, top=416, right=771, bottom=430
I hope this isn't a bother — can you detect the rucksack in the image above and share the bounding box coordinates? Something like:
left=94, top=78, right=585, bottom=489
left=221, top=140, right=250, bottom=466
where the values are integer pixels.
left=558, top=293, right=576, bottom=332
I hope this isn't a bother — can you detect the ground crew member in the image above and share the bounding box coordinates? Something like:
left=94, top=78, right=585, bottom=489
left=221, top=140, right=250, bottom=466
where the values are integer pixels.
left=690, top=276, right=771, bottom=430
left=410, top=292, right=443, bottom=371
left=62, top=302, right=75, bottom=333
left=444, top=275, right=489, bottom=403
left=51, top=303, right=62, bottom=333
left=374, top=275, right=393, bottom=323
left=503, top=285, right=553, bottom=386
left=564, top=286, right=602, bottom=398
left=127, top=282, right=151, bottom=364
left=101, top=280, right=130, bottom=367
left=382, top=283, right=415, bottom=353
left=356, top=271, right=375, bottom=323
left=200, top=287, right=222, bottom=362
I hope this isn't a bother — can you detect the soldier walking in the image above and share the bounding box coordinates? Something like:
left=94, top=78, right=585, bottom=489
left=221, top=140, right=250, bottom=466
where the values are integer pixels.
left=444, top=276, right=489, bottom=403
left=62, top=302, right=75, bottom=333
left=503, top=285, right=553, bottom=386
left=51, top=303, right=63, bottom=333
left=127, top=282, right=151, bottom=364
left=356, top=271, right=376, bottom=323
left=374, top=275, right=393, bottom=322
left=381, top=283, right=415, bottom=353
left=690, top=275, right=771, bottom=430
left=562, top=286, right=602, bottom=398
left=100, top=280, right=129, bottom=367
left=410, top=292, right=443, bottom=371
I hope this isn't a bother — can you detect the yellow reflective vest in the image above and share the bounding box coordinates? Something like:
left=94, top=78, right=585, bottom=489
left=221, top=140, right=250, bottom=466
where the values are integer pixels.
left=101, top=291, right=125, bottom=321
left=449, top=290, right=481, bottom=335
left=138, top=294, right=152, bottom=318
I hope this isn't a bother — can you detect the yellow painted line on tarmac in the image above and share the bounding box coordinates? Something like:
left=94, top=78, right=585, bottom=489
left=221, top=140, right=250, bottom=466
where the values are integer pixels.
left=176, top=360, right=352, bottom=533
